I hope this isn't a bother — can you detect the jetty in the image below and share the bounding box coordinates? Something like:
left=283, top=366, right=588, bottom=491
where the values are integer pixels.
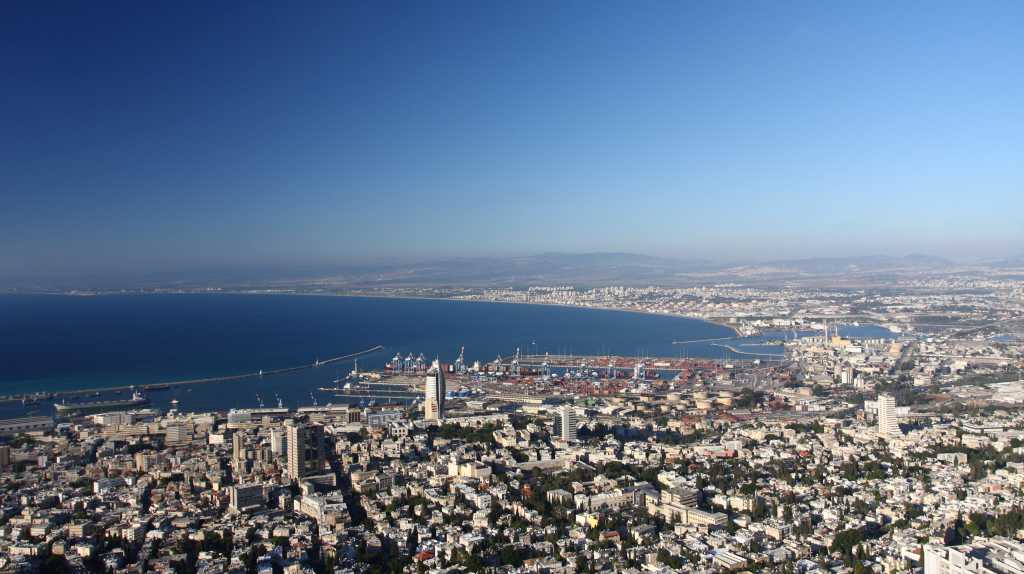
left=671, top=336, right=734, bottom=345
left=710, top=342, right=784, bottom=358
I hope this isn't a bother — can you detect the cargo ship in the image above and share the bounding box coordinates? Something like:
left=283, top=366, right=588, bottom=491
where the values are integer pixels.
left=54, top=390, right=150, bottom=416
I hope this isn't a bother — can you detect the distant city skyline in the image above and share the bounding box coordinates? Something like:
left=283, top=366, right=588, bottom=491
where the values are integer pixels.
left=2, top=1, right=1022, bottom=281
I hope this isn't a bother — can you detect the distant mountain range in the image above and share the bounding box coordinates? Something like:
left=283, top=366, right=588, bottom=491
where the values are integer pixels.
left=314, top=252, right=962, bottom=289
left=321, top=252, right=713, bottom=288
left=993, top=254, right=1024, bottom=268
left=733, top=254, right=953, bottom=275
left=1, top=251, right=993, bottom=292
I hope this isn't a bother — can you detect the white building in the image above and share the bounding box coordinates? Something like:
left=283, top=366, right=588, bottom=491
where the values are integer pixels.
left=877, top=393, right=901, bottom=437
left=424, top=360, right=446, bottom=421
left=554, top=405, right=579, bottom=442
left=294, top=492, right=351, bottom=531
left=924, top=538, right=1024, bottom=574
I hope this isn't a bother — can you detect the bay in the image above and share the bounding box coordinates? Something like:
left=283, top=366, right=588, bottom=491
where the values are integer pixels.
left=0, top=294, right=738, bottom=415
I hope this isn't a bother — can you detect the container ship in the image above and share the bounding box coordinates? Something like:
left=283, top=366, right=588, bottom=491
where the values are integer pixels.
left=54, top=390, right=150, bottom=416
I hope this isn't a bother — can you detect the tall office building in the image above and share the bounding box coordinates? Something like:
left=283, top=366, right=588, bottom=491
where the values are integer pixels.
left=840, top=365, right=854, bottom=386
left=270, top=427, right=287, bottom=457
left=877, top=393, right=900, bottom=437
left=553, top=405, right=579, bottom=442
left=424, top=360, right=446, bottom=421
left=232, top=432, right=247, bottom=468
left=286, top=421, right=326, bottom=480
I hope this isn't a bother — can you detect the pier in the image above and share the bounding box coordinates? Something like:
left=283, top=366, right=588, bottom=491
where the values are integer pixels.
left=710, top=342, right=784, bottom=358
left=671, top=336, right=734, bottom=345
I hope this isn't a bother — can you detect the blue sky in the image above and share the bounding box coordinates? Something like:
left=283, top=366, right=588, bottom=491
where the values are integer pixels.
left=2, top=1, right=1022, bottom=279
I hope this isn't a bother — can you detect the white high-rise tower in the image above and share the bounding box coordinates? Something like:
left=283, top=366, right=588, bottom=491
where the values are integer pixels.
left=554, top=405, right=578, bottom=442
left=877, top=393, right=900, bottom=437
left=424, top=359, right=446, bottom=421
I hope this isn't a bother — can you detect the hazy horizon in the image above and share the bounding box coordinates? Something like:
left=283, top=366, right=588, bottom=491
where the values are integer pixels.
left=4, top=250, right=1023, bottom=292
left=3, top=2, right=1023, bottom=280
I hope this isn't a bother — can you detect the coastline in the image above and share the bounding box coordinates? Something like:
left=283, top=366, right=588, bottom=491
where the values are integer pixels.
left=257, top=291, right=745, bottom=337
left=0, top=292, right=744, bottom=401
